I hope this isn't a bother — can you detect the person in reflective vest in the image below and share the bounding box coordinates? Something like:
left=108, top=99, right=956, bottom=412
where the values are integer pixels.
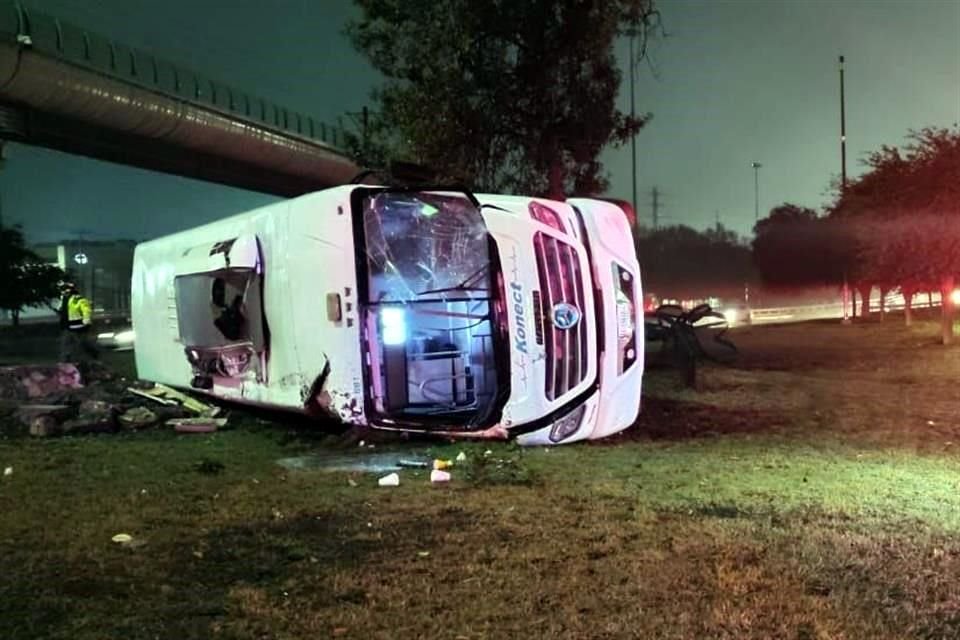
left=59, top=282, right=98, bottom=363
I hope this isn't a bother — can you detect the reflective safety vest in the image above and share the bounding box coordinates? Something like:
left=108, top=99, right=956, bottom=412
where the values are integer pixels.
left=66, top=294, right=92, bottom=330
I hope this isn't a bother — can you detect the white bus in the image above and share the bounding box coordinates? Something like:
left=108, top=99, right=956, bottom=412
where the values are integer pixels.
left=131, top=186, right=643, bottom=445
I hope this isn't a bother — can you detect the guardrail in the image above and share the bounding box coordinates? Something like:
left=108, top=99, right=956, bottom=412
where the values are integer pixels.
left=747, top=293, right=942, bottom=325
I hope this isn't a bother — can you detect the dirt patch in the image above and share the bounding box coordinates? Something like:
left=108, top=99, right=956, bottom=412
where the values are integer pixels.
left=605, top=396, right=781, bottom=442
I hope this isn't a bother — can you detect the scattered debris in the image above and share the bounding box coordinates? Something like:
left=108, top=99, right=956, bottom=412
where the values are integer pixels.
left=118, top=406, right=158, bottom=429
left=3, top=466, right=11, bottom=477
left=417, top=551, right=431, bottom=557
left=128, top=383, right=219, bottom=416
left=430, top=469, right=451, bottom=483
left=18, top=404, right=74, bottom=437
left=59, top=399, right=115, bottom=433
left=433, top=458, right=453, bottom=470
left=111, top=533, right=133, bottom=544
left=378, top=472, right=400, bottom=487
left=0, top=364, right=83, bottom=401
left=456, top=451, right=467, bottom=462
left=347, top=478, right=358, bottom=487
left=169, top=417, right=227, bottom=433
left=398, top=459, right=430, bottom=469
left=126, top=386, right=177, bottom=406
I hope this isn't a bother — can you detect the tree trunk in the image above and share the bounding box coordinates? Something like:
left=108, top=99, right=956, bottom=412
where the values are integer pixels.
left=879, top=287, right=888, bottom=322
left=857, top=284, right=873, bottom=319
left=11, top=310, right=19, bottom=327
left=903, top=287, right=915, bottom=326
left=851, top=289, right=859, bottom=319
left=941, top=277, right=955, bottom=345
left=928, top=291, right=934, bottom=308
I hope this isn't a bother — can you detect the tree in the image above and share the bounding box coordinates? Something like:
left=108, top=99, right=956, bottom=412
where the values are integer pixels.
left=0, top=224, right=66, bottom=326
left=752, top=204, right=853, bottom=294
left=830, top=128, right=960, bottom=341
left=639, top=223, right=755, bottom=301
left=347, top=0, right=660, bottom=197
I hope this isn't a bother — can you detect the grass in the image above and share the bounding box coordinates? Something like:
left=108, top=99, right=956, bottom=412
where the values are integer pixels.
left=4, top=315, right=960, bottom=638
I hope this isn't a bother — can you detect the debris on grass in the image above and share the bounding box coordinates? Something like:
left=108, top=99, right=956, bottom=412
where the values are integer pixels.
left=430, top=469, right=451, bottom=483
left=456, top=451, right=467, bottom=462
left=127, top=386, right=177, bottom=406
left=111, top=533, right=133, bottom=544
left=397, top=459, right=430, bottom=469
left=3, top=466, right=11, bottom=477
left=0, top=364, right=83, bottom=401
left=433, top=458, right=453, bottom=470
left=169, top=417, right=227, bottom=433
left=378, top=472, right=400, bottom=487
left=129, top=383, right=220, bottom=416
left=118, top=406, right=158, bottom=429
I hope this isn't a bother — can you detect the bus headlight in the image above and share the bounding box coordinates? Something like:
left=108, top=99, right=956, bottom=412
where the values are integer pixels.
left=613, top=264, right=638, bottom=373
left=549, top=405, right=587, bottom=443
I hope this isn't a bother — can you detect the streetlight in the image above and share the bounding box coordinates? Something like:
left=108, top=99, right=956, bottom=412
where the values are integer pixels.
left=627, top=27, right=639, bottom=219
left=751, top=161, right=762, bottom=221
left=839, top=54, right=851, bottom=324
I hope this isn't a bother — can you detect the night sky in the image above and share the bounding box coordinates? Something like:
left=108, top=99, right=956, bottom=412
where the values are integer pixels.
left=2, top=0, right=958, bottom=243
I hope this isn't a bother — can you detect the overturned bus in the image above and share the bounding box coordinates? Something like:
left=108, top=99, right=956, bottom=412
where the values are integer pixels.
left=131, top=186, right=643, bottom=445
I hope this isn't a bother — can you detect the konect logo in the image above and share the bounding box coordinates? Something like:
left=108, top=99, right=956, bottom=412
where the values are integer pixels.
left=511, top=282, right=528, bottom=354
left=507, top=245, right=529, bottom=387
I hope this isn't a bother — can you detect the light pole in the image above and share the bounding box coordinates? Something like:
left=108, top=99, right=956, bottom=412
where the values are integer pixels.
left=839, top=54, right=851, bottom=323
left=628, top=27, right=639, bottom=219
left=751, top=161, right=762, bottom=221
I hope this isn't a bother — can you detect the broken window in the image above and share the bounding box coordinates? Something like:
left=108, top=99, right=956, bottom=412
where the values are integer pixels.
left=174, top=269, right=267, bottom=384
left=357, top=191, right=508, bottom=429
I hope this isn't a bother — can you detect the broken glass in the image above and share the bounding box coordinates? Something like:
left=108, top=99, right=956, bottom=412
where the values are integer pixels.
left=362, top=192, right=492, bottom=303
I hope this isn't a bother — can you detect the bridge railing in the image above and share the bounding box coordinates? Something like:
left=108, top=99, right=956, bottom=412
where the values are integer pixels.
left=0, top=0, right=350, bottom=151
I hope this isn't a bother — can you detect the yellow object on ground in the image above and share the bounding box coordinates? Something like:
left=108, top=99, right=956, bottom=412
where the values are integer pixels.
left=136, top=383, right=220, bottom=416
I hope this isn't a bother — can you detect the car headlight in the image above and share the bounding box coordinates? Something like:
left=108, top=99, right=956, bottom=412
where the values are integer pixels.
left=549, top=404, right=587, bottom=443
left=114, top=330, right=136, bottom=344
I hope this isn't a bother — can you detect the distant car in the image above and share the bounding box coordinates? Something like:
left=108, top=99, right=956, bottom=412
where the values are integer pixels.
left=720, top=303, right=751, bottom=326
left=96, top=318, right=135, bottom=351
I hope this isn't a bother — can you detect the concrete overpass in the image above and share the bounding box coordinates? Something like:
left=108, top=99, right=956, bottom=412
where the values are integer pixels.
left=0, top=0, right=360, bottom=196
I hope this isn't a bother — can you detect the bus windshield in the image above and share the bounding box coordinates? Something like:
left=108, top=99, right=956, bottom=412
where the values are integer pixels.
left=357, top=191, right=507, bottom=429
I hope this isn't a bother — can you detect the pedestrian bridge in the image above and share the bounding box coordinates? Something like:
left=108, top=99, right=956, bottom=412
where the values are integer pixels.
left=0, top=0, right=359, bottom=195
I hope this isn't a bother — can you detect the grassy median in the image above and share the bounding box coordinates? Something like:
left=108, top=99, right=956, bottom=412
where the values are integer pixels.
left=3, top=314, right=960, bottom=639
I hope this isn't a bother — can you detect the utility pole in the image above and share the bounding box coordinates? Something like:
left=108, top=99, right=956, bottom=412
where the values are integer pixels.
left=839, top=54, right=851, bottom=324
left=840, top=55, right=847, bottom=190
left=628, top=28, right=639, bottom=218
left=650, top=186, right=661, bottom=230
left=714, top=209, right=720, bottom=231
left=751, top=161, right=762, bottom=221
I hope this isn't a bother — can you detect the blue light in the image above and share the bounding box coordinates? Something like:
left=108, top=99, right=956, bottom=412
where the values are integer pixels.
left=381, top=307, right=407, bottom=345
